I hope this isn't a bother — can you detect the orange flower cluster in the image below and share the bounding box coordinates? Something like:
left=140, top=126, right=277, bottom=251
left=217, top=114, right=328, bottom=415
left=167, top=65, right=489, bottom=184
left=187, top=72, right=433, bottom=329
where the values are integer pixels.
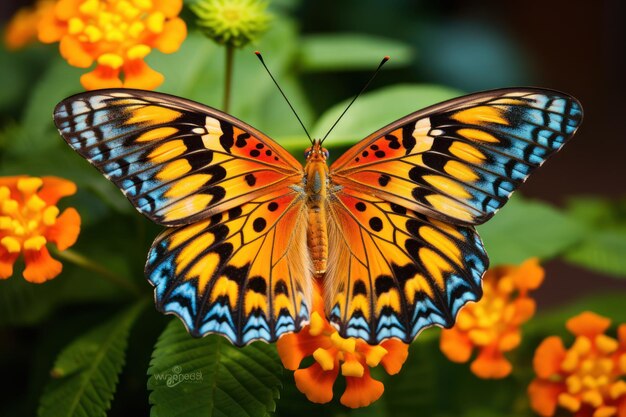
left=0, top=176, right=80, bottom=283
left=37, top=0, right=187, bottom=90
left=440, top=258, right=544, bottom=378
left=529, top=312, right=626, bottom=417
left=277, top=283, right=409, bottom=408
left=3, top=0, right=55, bottom=50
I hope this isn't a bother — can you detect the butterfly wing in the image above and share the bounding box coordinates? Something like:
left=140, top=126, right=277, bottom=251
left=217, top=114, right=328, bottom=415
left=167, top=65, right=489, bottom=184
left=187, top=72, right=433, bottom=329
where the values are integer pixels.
left=146, top=187, right=311, bottom=345
left=325, top=189, right=488, bottom=344
left=55, top=89, right=311, bottom=344
left=54, top=89, right=303, bottom=226
left=330, top=88, right=583, bottom=225
left=325, top=88, right=582, bottom=343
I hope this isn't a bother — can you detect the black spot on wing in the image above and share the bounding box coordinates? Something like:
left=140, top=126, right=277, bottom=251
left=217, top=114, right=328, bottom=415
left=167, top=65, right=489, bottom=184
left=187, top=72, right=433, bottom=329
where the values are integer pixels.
left=369, top=217, right=383, bottom=232
left=248, top=276, right=267, bottom=294
left=244, top=173, right=256, bottom=186
left=274, top=280, right=289, bottom=296
left=374, top=275, right=395, bottom=296
left=253, top=218, right=266, bottom=232
left=353, top=280, right=367, bottom=296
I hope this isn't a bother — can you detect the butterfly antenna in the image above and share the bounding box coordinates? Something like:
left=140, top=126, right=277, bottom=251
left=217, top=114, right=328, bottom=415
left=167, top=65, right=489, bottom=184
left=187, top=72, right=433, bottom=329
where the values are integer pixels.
left=255, top=51, right=313, bottom=144
left=321, top=56, right=390, bottom=144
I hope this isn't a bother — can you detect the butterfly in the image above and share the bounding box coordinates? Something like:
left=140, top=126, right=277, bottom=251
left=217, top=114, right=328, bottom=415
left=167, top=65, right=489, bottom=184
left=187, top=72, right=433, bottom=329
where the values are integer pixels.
left=53, top=87, right=582, bottom=346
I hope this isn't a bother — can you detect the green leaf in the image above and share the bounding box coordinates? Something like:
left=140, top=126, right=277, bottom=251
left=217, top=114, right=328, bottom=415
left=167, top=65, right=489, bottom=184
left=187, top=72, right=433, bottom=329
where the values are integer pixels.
left=11, top=56, right=82, bottom=156
left=565, top=197, right=626, bottom=228
left=477, top=197, right=585, bottom=266
left=564, top=230, right=626, bottom=277
left=311, top=84, right=461, bottom=147
left=0, top=47, right=31, bottom=113
left=299, top=33, right=414, bottom=72
left=562, top=197, right=626, bottom=277
left=148, top=320, right=282, bottom=417
left=38, top=301, right=146, bottom=417
left=0, top=44, right=55, bottom=114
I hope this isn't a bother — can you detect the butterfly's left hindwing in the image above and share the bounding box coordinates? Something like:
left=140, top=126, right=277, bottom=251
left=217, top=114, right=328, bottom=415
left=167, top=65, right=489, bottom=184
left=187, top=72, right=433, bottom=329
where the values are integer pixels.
left=54, top=89, right=303, bottom=226
left=146, top=188, right=311, bottom=346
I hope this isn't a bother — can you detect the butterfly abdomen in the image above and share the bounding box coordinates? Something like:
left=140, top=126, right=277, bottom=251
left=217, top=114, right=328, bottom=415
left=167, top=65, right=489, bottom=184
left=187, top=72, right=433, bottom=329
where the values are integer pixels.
left=305, top=148, right=330, bottom=274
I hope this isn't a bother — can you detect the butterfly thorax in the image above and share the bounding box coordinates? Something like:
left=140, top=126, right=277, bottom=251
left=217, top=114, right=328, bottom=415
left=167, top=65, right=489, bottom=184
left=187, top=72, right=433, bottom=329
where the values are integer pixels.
left=304, top=140, right=330, bottom=275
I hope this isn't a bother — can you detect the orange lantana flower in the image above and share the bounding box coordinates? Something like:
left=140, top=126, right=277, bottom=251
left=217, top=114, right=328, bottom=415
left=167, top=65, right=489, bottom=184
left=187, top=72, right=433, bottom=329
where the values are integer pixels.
left=37, top=0, right=187, bottom=90
left=528, top=312, right=626, bottom=417
left=277, top=282, right=409, bottom=408
left=0, top=176, right=81, bottom=283
left=4, top=0, right=55, bottom=50
left=440, top=258, right=544, bottom=379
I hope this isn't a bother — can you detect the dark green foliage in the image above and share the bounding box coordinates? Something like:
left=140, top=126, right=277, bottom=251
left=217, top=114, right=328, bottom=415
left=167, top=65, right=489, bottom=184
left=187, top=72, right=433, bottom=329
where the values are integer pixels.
left=148, top=320, right=282, bottom=417
left=38, top=301, right=146, bottom=417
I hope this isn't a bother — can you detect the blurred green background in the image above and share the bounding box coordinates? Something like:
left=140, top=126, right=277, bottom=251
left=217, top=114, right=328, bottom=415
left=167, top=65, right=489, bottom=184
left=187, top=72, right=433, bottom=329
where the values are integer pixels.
left=1, top=0, right=625, bottom=416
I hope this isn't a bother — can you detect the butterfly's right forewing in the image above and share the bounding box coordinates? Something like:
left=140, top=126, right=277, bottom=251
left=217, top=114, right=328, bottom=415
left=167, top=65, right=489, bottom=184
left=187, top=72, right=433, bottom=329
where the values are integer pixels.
left=331, top=89, right=582, bottom=225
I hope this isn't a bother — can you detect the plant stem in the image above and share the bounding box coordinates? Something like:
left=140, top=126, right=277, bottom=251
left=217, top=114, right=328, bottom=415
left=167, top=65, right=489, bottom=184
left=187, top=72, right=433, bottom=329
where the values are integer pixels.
left=223, top=45, right=235, bottom=113
left=54, top=248, right=143, bottom=296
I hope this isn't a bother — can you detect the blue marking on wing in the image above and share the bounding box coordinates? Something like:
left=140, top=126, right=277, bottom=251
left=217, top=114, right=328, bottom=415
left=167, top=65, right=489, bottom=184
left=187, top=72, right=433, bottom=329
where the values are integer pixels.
left=242, top=316, right=271, bottom=343
left=346, top=324, right=370, bottom=340
left=164, top=300, right=194, bottom=332
left=410, top=298, right=446, bottom=337
left=376, top=314, right=406, bottom=341
left=199, top=307, right=237, bottom=342
left=171, top=282, right=198, bottom=316
left=275, top=315, right=296, bottom=335
left=447, top=274, right=480, bottom=314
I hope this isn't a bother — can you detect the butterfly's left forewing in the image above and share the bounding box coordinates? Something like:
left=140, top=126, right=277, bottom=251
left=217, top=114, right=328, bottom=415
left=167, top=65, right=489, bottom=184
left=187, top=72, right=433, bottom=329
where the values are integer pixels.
left=54, top=89, right=303, bottom=226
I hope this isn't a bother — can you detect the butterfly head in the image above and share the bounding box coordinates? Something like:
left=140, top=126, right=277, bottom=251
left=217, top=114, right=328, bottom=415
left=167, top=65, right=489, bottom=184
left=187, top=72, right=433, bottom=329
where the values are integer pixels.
left=304, top=140, right=329, bottom=161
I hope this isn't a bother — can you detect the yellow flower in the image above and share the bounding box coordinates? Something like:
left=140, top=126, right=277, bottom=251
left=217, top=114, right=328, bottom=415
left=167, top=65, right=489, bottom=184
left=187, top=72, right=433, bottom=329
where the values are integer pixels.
left=277, top=282, right=409, bottom=408
left=3, top=0, right=55, bottom=50
left=528, top=312, right=626, bottom=417
left=440, top=258, right=544, bottom=378
left=0, top=176, right=81, bottom=283
left=192, top=0, right=270, bottom=48
left=37, top=0, right=187, bottom=90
